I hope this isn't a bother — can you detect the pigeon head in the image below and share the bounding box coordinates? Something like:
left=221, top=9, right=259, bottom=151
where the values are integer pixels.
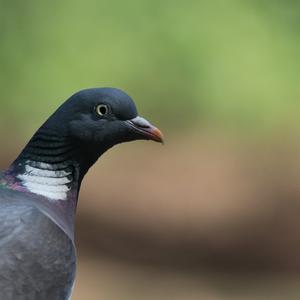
left=43, top=87, right=163, bottom=146
left=16, top=88, right=163, bottom=180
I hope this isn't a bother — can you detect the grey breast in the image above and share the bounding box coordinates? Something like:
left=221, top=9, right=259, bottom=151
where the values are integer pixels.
left=0, top=195, right=76, bottom=300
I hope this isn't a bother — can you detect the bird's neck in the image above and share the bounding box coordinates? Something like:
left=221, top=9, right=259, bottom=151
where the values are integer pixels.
left=6, top=160, right=79, bottom=201
left=1, top=128, right=108, bottom=239
left=3, top=129, right=94, bottom=203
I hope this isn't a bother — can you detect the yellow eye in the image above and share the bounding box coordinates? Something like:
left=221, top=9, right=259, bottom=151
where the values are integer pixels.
left=96, top=104, right=108, bottom=116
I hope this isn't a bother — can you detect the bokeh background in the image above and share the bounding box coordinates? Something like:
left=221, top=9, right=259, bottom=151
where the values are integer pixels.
left=1, top=0, right=300, bottom=299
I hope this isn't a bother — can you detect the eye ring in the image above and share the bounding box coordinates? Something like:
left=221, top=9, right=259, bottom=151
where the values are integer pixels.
left=96, top=104, right=109, bottom=116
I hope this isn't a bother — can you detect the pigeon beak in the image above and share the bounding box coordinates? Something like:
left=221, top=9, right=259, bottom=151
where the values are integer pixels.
left=126, top=116, right=164, bottom=143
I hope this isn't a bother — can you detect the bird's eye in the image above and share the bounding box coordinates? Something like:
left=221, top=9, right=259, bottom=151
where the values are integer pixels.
left=96, top=104, right=109, bottom=116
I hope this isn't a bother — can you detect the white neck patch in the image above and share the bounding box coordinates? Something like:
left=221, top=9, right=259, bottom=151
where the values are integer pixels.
left=17, top=161, right=73, bottom=201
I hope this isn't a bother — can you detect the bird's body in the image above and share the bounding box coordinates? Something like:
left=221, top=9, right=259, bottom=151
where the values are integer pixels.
left=0, top=183, right=76, bottom=300
left=0, top=88, right=163, bottom=299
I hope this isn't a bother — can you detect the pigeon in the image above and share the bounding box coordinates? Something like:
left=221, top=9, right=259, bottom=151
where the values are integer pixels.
left=0, top=88, right=163, bottom=300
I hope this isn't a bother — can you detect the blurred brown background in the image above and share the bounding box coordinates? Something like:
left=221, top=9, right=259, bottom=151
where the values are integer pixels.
left=1, top=0, right=300, bottom=299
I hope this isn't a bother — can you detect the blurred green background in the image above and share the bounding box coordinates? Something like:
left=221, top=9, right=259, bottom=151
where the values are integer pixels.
left=1, top=0, right=300, bottom=135
left=1, top=0, right=300, bottom=299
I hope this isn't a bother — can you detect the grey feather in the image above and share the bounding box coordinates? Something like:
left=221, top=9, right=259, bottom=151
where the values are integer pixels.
left=0, top=189, right=76, bottom=300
